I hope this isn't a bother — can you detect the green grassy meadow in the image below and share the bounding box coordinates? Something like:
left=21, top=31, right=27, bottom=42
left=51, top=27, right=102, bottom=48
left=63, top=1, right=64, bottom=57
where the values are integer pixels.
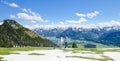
left=0, top=47, right=54, bottom=55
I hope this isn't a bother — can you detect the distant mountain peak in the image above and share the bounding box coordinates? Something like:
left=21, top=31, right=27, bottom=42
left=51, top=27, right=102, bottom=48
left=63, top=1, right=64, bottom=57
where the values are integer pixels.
left=4, top=19, right=17, bottom=24
left=2, top=19, right=23, bottom=29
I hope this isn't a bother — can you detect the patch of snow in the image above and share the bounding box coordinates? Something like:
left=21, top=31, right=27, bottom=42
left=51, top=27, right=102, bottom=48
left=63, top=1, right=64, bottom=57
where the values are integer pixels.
left=103, top=52, right=120, bottom=61
left=68, top=53, right=103, bottom=59
left=0, top=49, right=99, bottom=61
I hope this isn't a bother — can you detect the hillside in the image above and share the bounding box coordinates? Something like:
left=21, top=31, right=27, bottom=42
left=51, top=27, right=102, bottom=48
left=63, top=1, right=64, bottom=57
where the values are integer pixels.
left=0, top=19, right=57, bottom=47
left=100, top=31, right=120, bottom=46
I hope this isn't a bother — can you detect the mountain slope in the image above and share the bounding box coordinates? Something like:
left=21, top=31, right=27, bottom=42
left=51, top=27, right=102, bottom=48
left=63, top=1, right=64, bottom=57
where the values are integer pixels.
left=100, top=31, right=120, bottom=46
left=0, top=19, right=57, bottom=47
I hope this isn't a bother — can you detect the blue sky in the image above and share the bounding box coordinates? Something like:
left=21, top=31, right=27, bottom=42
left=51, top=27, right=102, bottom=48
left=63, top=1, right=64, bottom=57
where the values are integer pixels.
left=0, top=0, right=120, bottom=29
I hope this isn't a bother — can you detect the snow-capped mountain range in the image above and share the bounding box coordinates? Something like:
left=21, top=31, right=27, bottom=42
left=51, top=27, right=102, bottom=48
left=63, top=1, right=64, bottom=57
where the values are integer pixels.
left=33, top=25, right=120, bottom=46
left=33, top=25, right=120, bottom=37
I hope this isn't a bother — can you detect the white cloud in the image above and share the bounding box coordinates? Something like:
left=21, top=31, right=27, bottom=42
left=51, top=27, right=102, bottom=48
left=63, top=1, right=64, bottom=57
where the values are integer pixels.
left=17, top=12, right=43, bottom=22
left=79, top=17, right=87, bottom=22
left=60, top=21, right=64, bottom=24
left=24, top=24, right=42, bottom=29
left=76, top=13, right=86, bottom=17
left=25, top=23, right=97, bottom=30
left=86, top=11, right=99, bottom=18
left=2, top=0, right=19, bottom=8
left=66, top=17, right=87, bottom=24
left=9, top=3, right=19, bottom=8
left=76, top=11, right=99, bottom=18
left=2, top=1, right=46, bottom=23
left=8, top=7, right=47, bottom=23
left=31, top=21, right=36, bottom=23
left=10, top=14, right=16, bottom=18
left=14, top=9, right=47, bottom=23
left=24, top=23, right=71, bottom=29
left=65, top=11, right=99, bottom=25
left=22, top=8, right=28, bottom=12
left=24, top=20, right=120, bottom=30
left=5, top=2, right=47, bottom=23
left=98, top=20, right=120, bottom=27
left=24, top=25, right=32, bottom=29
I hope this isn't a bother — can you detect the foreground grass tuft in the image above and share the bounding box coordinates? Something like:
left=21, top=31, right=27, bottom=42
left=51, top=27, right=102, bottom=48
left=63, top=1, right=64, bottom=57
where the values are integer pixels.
left=0, top=57, right=3, bottom=61
left=29, top=53, right=45, bottom=55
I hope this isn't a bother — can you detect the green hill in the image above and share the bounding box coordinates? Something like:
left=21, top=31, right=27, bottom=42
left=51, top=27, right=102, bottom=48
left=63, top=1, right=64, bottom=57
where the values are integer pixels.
left=0, top=19, right=57, bottom=47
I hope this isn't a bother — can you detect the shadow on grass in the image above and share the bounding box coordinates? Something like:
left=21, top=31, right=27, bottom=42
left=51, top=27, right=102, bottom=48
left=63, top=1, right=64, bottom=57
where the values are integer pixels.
left=29, top=53, right=45, bottom=55
left=66, top=55, right=114, bottom=61
left=0, top=57, right=3, bottom=61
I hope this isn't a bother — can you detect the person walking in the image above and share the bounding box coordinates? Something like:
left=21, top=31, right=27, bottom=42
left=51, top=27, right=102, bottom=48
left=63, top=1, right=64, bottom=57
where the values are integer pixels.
left=59, top=35, right=64, bottom=48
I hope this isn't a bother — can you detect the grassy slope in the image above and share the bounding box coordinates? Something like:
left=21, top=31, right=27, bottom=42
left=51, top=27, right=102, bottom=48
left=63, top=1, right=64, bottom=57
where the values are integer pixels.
left=0, top=47, right=54, bottom=55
